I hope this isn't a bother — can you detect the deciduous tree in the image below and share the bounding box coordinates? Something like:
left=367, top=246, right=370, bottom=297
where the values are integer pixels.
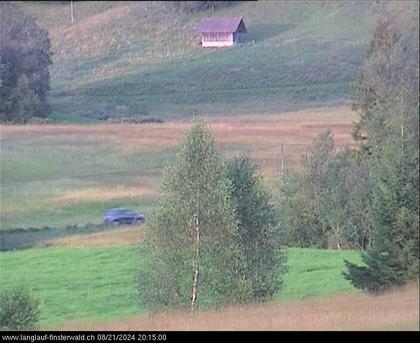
left=226, top=155, right=286, bottom=302
left=137, top=121, right=244, bottom=313
left=0, top=2, right=52, bottom=123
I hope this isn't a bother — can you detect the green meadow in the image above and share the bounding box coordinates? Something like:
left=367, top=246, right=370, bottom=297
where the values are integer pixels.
left=0, top=245, right=362, bottom=326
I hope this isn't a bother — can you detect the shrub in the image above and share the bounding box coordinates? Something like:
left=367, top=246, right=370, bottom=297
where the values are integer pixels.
left=173, top=1, right=233, bottom=13
left=105, top=116, right=163, bottom=124
left=0, top=287, right=41, bottom=330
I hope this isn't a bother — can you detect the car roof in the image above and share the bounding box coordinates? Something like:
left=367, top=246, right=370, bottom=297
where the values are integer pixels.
left=104, top=209, right=144, bottom=216
left=105, top=208, right=132, bottom=212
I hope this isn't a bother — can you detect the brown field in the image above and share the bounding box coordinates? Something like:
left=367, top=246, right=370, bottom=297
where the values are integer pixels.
left=53, top=186, right=156, bottom=204
left=1, top=106, right=359, bottom=229
left=48, top=226, right=143, bottom=247
left=55, top=282, right=419, bottom=331
left=1, top=105, right=358, bottom=174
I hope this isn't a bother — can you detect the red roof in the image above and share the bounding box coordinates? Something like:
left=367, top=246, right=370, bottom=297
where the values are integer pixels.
left=197, top=17, right=247, bottom=33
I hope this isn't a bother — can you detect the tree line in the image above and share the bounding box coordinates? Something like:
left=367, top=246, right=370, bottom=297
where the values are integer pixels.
left=279, top=13, right=419, bottom=293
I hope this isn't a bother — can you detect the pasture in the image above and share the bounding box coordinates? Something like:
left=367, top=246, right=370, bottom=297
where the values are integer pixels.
left=0, top=106, right=357, bottom=231
left=2, top=106, right=417, bottom=330
left=0, top=241, right=362, bottom=327
left=0, top=0, right=418, bottom=332
left=0, top=106, right=363, bottom=326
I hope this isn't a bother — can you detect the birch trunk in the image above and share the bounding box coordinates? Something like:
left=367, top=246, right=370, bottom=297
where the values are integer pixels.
left=191, top=190, right=200, bottom=314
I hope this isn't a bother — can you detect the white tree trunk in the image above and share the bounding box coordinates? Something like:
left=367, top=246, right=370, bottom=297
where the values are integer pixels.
left=191, top=190, right=200, bottom=314
left=70, top=1, right=74, bottom=24
left=191, top=224, right=200, bottom=314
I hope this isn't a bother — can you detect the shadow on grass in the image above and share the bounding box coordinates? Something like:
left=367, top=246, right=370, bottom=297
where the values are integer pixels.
left=245, top=23, right=295, bottom=43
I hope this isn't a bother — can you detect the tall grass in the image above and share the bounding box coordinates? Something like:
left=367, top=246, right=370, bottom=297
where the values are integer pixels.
left=57, top=283, right=419, bottom=331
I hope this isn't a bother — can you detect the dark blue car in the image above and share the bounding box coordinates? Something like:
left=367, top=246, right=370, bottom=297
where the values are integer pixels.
left=103, top=208, right=145, bottom=225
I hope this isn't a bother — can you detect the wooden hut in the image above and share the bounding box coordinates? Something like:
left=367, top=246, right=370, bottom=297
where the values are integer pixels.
left=197, top=17, right=247, bottom=48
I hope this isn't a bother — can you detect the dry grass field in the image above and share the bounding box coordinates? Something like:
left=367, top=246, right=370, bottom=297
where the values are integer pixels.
left=48, top=226, right=143, bottom=248
left=1, top=106, right=358, bottom=230
left=1, top=105, right=357, bottom=170
left=56, top=282, right=419, bottom=331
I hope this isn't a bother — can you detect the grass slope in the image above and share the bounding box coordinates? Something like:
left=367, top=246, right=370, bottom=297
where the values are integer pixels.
left=0, top=246, right=361, bottom=326
left=18, top=0, right=404, bottom=120
left=0, top=245, right=140, bottom=325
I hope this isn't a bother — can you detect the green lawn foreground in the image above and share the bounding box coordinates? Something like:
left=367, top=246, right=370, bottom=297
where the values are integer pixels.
left=0, top=245, right=362, bottom=326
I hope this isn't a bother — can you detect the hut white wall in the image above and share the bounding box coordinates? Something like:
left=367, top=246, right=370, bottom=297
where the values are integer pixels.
left=201, top=32, right=233, bottom=47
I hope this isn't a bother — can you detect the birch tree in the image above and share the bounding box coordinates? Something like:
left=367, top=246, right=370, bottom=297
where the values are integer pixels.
left=137, top=121, right=244, bottom=313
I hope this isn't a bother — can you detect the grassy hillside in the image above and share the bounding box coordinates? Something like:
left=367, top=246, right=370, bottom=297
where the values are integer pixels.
left=17, top=1, right=404, bottom=121
left=0, top=245, right=362, bottom=326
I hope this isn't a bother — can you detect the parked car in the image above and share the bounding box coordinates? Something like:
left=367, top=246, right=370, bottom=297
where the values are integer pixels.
left=103, top=208, right=145, bottom=225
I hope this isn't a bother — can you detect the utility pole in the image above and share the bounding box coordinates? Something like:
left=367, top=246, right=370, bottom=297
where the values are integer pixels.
left=280, top=142, right=285, bottom=187
left=70, top=1, right=74, bottom=24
